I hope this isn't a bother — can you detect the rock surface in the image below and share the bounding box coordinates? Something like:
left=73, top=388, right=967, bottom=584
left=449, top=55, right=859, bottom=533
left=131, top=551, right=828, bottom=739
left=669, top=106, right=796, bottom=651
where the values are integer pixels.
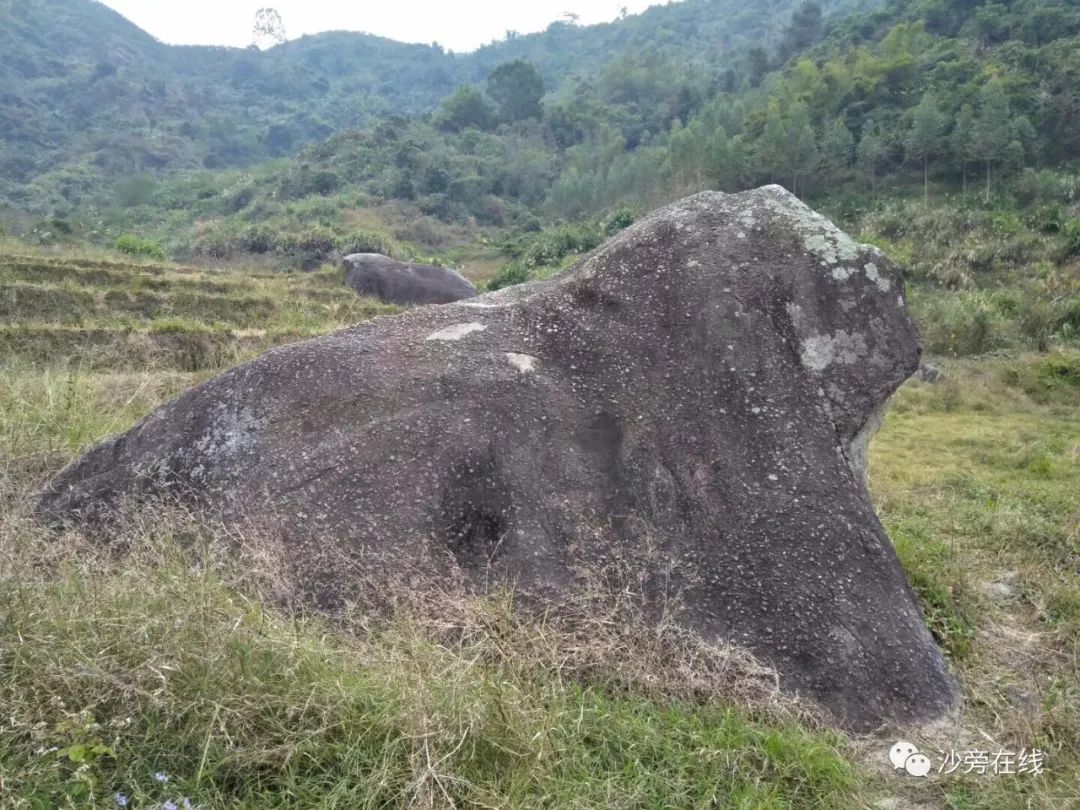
left=343, top=252, right=477, bottom=305
left=39, top=187, right=956, bottom=729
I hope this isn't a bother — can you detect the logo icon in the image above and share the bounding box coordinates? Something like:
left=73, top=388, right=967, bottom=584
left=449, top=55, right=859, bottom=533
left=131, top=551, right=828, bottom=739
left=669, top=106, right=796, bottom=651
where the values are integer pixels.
left=889, top=741, right=931, bottom=777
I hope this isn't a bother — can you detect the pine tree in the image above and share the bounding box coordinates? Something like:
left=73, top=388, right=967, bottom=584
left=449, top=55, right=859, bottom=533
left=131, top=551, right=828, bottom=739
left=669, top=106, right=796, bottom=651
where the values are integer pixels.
left=970, top=79, right=1012, bottom=203
left=820, top=117, right=855, bottom=182
left=857, top=120, right=888, bottom=197
left=904, top=93, right=948, bottom=203
left=950, top=103, right=976, bottom=194
left=782, top=103, right=819, bottom=196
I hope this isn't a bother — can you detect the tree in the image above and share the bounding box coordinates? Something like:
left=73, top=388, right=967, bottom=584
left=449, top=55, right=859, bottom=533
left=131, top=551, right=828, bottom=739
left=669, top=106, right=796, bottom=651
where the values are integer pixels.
left=437, top=85, right=496, bottom=133
left=754, top=106, right=788, bottom=183
left=970, top=79, right=1012, bottom=203
left=950, top=102, right=975, bottom=194
left=263, top=122, right=296, bottom=157
left=114, top=174, right=157, bottom=207
left=857, top=120, right=889, bottom=197
left=253, top=7, right=286, bottom=48
left=746, top=47, right=770, bottom=87
left=752, top=102, right=818, bottom=195
left=820, top=117, right=855, bottom=182
left=974, top=1, right=1011, bottom=46
left=486, top=61, right=545, bottom=124
left=780, top=103, right=819, bottom=196
left=903, top=93, right=947, bottom=202
left=779, top=1, right=824, bottom=62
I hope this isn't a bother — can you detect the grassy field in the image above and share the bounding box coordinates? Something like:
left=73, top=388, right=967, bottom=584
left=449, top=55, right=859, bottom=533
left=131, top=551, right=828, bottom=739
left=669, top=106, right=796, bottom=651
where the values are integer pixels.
left=1, top=247, right=1078, bottom=808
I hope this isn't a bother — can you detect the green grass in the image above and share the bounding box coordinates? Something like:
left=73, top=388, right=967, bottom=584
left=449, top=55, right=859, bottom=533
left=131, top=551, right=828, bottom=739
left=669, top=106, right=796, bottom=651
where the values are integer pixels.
left=2, top=248, right=1079, bottom=807
left=0, top=551, right=857, bottom=807
left=867, top=356, right=1080, bottom=808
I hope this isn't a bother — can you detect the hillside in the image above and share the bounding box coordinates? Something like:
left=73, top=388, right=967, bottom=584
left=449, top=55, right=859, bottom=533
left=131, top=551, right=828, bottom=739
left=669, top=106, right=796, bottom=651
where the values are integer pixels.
left=0, top=0, right=879, bottom=215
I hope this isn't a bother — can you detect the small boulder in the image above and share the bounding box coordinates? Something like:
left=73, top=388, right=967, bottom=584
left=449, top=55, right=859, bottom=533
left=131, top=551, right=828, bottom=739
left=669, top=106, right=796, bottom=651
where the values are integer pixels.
left=914, top=363, right=942, bottom=384
left=343, top=253, right=476, bottom=305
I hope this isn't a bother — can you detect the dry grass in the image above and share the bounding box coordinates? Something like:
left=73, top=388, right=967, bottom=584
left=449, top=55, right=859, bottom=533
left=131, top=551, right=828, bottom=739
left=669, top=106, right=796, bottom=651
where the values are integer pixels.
left=1, top=470, right=852, bottom=808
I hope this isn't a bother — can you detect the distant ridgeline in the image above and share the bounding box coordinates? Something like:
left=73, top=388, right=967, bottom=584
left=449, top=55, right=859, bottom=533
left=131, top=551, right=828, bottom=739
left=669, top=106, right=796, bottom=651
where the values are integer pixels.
left=0, top=0, right=876, bottom=214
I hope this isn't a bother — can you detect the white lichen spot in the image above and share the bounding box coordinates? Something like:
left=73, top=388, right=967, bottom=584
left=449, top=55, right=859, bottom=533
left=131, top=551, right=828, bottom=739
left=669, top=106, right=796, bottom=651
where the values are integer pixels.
left=801, top=230, right=860, bottom=266
left=831, top=266, right=857, bottom=281
left=506, top=352, right=537, bottom=374
left=456, top=301, right=507, bottom=309
left=425, top=322, right=486, bottom=342
left=759, top=190, right=865, bottom=268
left=897, top=295, right=905, bottom=308
left=800, top=331, right=868, bottom=372
left=863, top=262, right=891, bottom=292
left=181, top=404, right=267, bottom=484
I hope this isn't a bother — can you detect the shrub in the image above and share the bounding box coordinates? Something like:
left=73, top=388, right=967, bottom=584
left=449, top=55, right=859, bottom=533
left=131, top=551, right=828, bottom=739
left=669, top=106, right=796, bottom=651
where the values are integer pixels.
left=114, top=234, right=167, bottom=260
left=225, top=184, right=256, bottom=213
left=603, top=207, right=635, bottom=235
left=338, top=229, right=395, bottom=257
left=1033, top=203, right=1065, bottom=233
left=909, top=288, right=1023, bottom=356
left=504, top=222, right=604, bottom=270
left=239, top=225, right=276, bottom=254
left=485, top=263, right=529, bottom=291
left=1063, top=219, right=1080, bottom=258
left=281, top=229, right=335, bottom=257
left=1002, top=351, right=1080, bottom=404
left=1032, top=352, right=1080, bottom=388
left=192, top=231, right=236, bottom=259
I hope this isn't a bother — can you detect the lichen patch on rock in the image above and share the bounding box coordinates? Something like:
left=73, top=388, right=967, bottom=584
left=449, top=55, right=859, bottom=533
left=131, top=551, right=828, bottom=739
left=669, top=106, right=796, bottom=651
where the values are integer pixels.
left=425, top=322, right=487, bottom=342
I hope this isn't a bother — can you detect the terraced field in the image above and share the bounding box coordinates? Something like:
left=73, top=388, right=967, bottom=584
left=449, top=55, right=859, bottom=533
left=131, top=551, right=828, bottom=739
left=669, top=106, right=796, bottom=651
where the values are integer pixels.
left=0, top=252, right=398, bottom=371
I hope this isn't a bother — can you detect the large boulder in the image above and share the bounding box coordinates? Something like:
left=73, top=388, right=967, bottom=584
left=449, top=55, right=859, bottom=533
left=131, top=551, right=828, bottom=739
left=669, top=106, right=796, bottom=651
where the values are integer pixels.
left=343, top=252, right=476, bottom=305
left=39, top=187, right=956, bottom=729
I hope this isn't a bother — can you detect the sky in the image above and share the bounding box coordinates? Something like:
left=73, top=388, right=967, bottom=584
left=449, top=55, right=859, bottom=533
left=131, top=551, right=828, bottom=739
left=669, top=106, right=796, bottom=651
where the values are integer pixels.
left=96, top=0, right=676, bottom=53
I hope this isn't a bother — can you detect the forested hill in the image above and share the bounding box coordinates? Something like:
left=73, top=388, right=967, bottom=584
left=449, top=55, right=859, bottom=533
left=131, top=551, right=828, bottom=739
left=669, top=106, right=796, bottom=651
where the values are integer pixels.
left=0, top=0, right=877, bottom=209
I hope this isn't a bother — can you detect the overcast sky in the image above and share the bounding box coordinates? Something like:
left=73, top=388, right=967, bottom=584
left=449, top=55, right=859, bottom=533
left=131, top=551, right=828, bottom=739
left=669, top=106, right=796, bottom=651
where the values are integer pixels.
left=97, top=0, right=676, bottom=52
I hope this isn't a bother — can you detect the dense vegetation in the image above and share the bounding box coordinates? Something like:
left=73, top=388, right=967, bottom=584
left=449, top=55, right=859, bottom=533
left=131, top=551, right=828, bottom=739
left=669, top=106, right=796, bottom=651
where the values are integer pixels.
left=0, top=0, right=875, bottom=215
